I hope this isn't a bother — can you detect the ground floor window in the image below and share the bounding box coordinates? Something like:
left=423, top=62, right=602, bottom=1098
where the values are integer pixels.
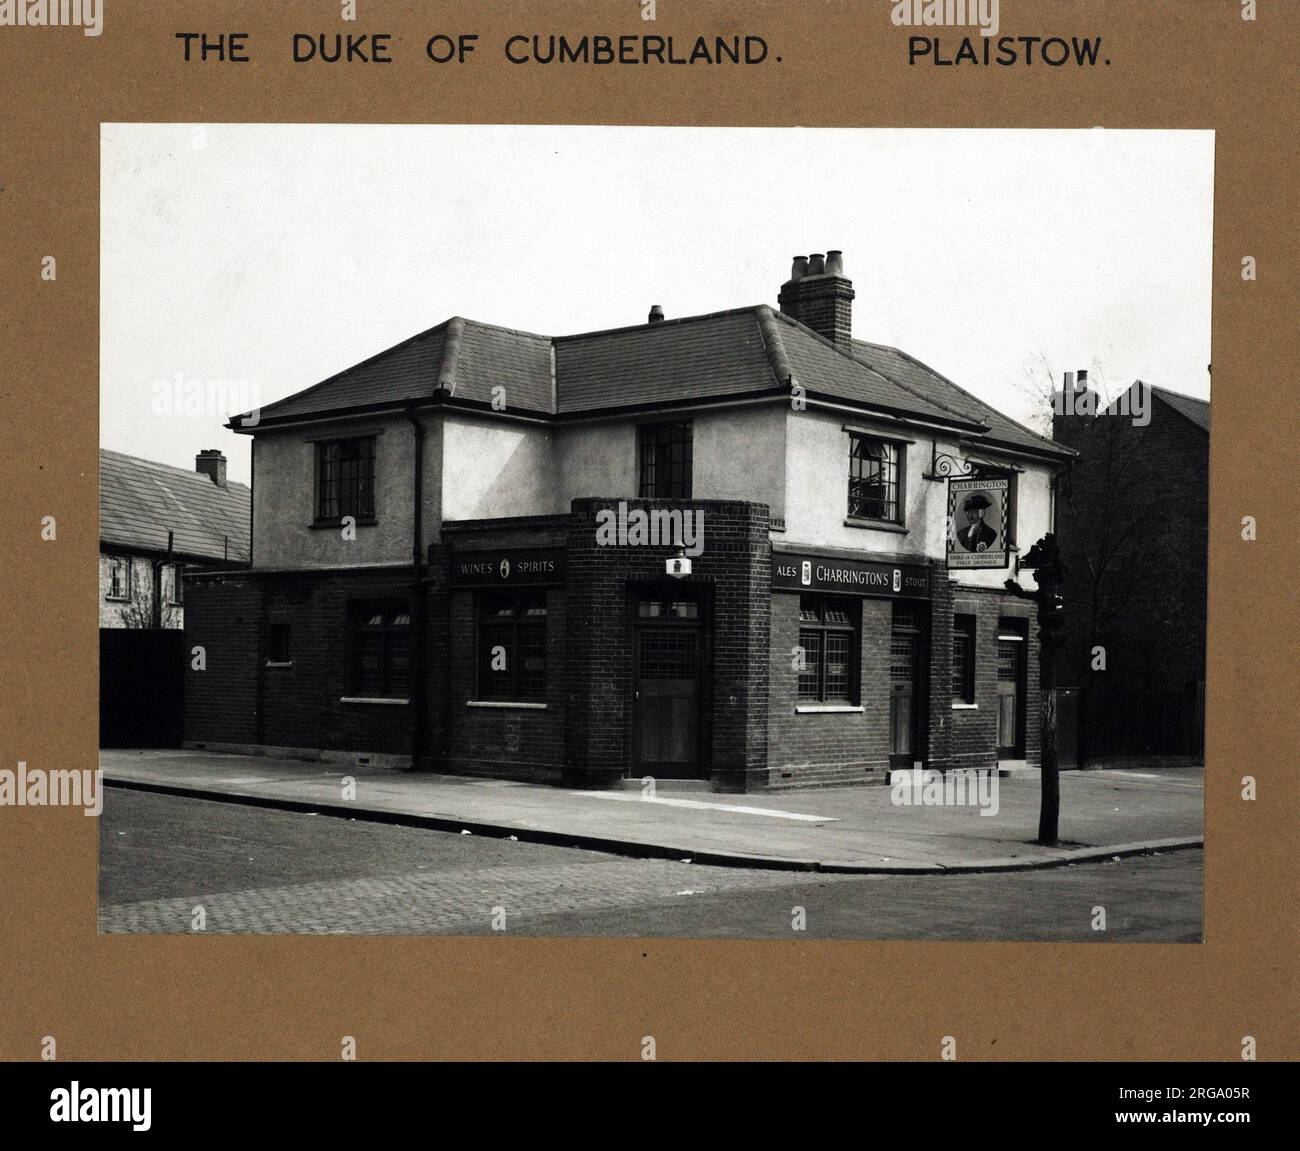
left=797, top=595, right=859, bottom=703
left=477, top=590, right=548, bottom=701
left=952, top=614, right=976, bottom=703
left=349, top=601, right=411, bottom=697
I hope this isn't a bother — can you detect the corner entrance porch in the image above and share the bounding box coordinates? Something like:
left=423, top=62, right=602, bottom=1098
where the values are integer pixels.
left=561, top=497, right=771, bottom=793
left=631, top=585, right=709, bottom=780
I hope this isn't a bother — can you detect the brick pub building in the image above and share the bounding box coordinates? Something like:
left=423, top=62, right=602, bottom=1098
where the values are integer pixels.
left=185, top=252, right=1074, bottom=791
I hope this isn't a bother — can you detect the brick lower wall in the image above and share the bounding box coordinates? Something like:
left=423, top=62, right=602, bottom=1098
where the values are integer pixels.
left=765, top=571, right=1040, bottom=787
left=260, top=570, right=413, bottom=756
left=947, top=584, right=1040, bottom=771
left=185, top=567, right=415, bottom=759
left=767, top=594, right=893, bottom=788
left=184, top=525, right=1043, bottom=789
left=440, top=583, right=566, bottom=783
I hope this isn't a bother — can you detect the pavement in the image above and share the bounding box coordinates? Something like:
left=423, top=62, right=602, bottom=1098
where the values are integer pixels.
left=100, top=749, right=1203, bottom=874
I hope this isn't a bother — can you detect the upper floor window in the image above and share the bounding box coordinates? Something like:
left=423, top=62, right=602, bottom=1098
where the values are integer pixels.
left=169, top=563, right=185, bottom=606
left=848, top=433, right=902, bottom=524
left=638, top=421, right=692, bottom=499
left=106, top=555, right=131, bottom=601
left=317, top=436, right=376, bottom=523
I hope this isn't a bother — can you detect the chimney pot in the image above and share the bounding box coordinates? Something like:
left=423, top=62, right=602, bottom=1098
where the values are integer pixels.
left=648, top=304, right=665, bottom=324
left=777, top=249, right=855, bottom=350
left=196, top=449, right=228, bottom=488
left=1077, top=369, right=1089, bottom=389
left=1063, top=371, right=1075, bottom=390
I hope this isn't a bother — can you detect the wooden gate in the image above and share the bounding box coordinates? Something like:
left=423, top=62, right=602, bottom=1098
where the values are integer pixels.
left=100, top=628, right=186, bottom=748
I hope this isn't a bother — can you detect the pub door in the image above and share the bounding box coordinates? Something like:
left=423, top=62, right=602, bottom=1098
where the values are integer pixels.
left=889, top=601, right=925, bottom=768
left=996, top=621, right=1027, bottom=759
left=632, top=589, right=706, bottom=779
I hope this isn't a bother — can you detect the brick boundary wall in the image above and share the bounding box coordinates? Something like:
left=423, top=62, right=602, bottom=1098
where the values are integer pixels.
left=183, top=571, right=261, bottom=747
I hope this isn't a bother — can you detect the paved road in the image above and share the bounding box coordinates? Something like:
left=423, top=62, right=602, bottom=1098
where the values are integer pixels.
left=99, top=789, right=1203, bottom=941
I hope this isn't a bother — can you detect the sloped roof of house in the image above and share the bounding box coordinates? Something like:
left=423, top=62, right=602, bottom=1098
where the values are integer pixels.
left=1098, top=382, right=1211, bottom=433
left=251, top=318, right=556, bottom=422
left=851, top=340, right=1072, bottom=459
left=555, top=307, right=973, bottom=425
left=1149, top=384, right=1210, bottom=432
left=234, top=303, right=1075, bottom=457
left=100, top=449, right=251, bottom=564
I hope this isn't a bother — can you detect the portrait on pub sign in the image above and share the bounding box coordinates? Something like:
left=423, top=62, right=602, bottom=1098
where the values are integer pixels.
left=947, top=477, right=1010, bottom=568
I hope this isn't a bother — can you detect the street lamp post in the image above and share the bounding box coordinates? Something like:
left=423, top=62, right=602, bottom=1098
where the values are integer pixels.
left=1004, top=533, right=1067, bottom=847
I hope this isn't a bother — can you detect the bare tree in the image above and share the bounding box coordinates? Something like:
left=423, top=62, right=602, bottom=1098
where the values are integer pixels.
left=1015, top=348, right=1116, bottom=438
left=117, top=563, right=181, bottom=630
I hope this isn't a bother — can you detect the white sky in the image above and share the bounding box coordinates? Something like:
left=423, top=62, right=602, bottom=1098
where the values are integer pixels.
left=101, top=124, right=1214, bottom=487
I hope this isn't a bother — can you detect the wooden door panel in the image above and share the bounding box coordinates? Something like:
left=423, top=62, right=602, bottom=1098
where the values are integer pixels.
left=634, top=625, right=701, bottom=777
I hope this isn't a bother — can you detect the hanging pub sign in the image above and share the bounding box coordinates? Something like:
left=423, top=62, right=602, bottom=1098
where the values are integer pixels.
left=946, top=475, right=1011, bottom=569
left=449, top=547, right=566, bottom=587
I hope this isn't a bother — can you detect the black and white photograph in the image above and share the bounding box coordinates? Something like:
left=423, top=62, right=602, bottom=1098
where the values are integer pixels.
left=97, top=124, right=1212, bottom=941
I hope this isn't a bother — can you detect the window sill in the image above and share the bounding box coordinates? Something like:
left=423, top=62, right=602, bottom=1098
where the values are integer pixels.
left=340, top=696, right=409, bottom=705
left=951, top=702, right=979, bottom=710
left=265, top=661, right=293, bottom=668
left=311, top=518, right=378, bottom=530
left=105, top=595, right=130, bottom=603
left=795, top=704, right=864, bottom=714
left=843, top=517, right=908, bottom=534
left=467, top=700, right=548, bottom=710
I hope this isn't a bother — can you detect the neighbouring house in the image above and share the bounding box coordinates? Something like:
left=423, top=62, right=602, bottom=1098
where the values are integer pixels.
left=99, top=448, right=251, bottom=629
left=183, top=250, right=1075, bottom=791
left=1052, top=376, right=1209, bottom=766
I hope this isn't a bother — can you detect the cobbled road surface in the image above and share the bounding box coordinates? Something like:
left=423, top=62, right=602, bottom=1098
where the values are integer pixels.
left=98, top=789, right=1203, bottom=941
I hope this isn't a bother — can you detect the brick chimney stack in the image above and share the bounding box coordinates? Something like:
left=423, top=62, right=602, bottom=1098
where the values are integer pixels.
left=778, top=249, right=855, bottom=351
left=196, top=449, right=227, bottom=488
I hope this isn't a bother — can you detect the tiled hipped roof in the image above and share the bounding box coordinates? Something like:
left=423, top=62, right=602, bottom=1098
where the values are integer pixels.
left=249, top=319, right=555, bottom=422
left=556, top=308, right=969, bottom=425
left=236, top=305, right=1072, bottom=458
left=100, top=449, right=251, bottom=563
